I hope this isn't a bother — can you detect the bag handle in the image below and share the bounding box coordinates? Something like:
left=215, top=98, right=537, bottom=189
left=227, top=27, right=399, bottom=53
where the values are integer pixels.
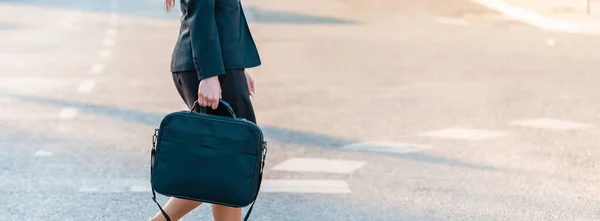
left=191, top=99, right=236, bottom=118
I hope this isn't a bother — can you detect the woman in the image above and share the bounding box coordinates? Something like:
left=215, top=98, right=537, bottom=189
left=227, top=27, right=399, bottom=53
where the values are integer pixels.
left=150, top=0, right=262, bottom=220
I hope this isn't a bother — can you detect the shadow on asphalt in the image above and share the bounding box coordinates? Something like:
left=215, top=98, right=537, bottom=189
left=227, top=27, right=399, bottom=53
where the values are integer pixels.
left=0, top=23, right=16, bottom=30
left=245, top=6, right=357, bottom=24
left=2, top=0, right=358, bottom=24
left=0, top=90, right=497, bottom=172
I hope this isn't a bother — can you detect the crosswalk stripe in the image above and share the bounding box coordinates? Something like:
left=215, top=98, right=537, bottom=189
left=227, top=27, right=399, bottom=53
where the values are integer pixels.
left=103, top=38, right=115, bottom=47
left=261, top=180, right=351, bottom=193
left=77, top=80, right=96, bottom=93
left=129, top=185, right=151, bottom=192
left=76, top=179, right=150, bottom=193
left=34, top=150, right=53, bottom=157
left=58, top=107, right=78, bottom=120
left=106, top=29, right=118, bottom=37
left=270, top=158, right=366, bottom=174
left=511, top=118, right=596, bottom=131
left=78, top=186, right=100, bottom=192
left=90, top=64, right=105, bottom=74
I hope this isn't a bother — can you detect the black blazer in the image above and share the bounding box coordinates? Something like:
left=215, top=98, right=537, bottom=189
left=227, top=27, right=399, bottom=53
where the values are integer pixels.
left=170, top=0, right=262, bottom=80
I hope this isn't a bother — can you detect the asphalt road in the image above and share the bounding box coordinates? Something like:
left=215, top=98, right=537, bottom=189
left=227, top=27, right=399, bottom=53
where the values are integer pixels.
left=2, top=0, right=600, bottom=220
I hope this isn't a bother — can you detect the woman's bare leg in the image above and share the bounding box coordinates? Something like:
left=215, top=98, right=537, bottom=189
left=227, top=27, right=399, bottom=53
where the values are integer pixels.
left=150, top=197, right=202, bottom=221
left=212, top=205, right=242, bottom=221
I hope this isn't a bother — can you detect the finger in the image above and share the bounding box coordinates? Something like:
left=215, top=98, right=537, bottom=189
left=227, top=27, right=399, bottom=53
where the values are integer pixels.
left=211, top=97, right=219, bottom=110
left=245, top=72, right=255, bottom=96
left=246, top=77, right=253, bottom=95
left=197, top=96, right=204, bottom=108
left=203, top=95, right=212, bottom=107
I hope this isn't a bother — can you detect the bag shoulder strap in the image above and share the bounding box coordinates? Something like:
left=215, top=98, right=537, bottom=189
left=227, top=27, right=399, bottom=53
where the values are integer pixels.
left=152, top=184, right=172, bottom=221
left=244, top=171, right=264, bottom=221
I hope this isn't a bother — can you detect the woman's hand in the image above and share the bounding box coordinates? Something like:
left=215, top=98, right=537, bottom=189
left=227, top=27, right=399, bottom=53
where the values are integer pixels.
left=165, top=0, right=175, bottom=12
left=245, top=70, right=255, bottom=97
left=197, top=76, right=222, bottom=110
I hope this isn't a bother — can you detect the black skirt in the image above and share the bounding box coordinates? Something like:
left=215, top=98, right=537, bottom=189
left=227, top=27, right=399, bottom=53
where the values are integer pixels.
left=171, top=69, right=256, bottom=124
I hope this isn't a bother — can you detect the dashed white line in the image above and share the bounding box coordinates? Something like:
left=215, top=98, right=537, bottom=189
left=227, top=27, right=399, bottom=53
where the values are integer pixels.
left=34, top=150, right=54, bottom=157
left=103, top=38, right=115, bottom=47
left=109, top=14, right=119, bottom=26
left=261, top=180, right=351, bottom=194
left=77, top=80, right=96, bottom=93
left=271, top=158, right=366, bottom=174
left=57, top=11, right=83, bottom=28
left=129, top=185, right=151, bottom=192
left=99, top=49, right=112, bottom=60
left=78, top=186, right=100, bottom=192
left=105, top=29, right=118, bottom=37
left=90, top=64, right=105, bottom=74
left=58, top=108, right=78, bottom=120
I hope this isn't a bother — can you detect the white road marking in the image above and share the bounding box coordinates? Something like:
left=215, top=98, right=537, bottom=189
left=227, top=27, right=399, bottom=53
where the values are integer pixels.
left=78, top=179, right=149, bottom=193
left=99, top=49, right=112, bottom=60
left=4, top=178, right=152, bottom=193
left=342, top=141, right=432, bottom=154
left=471, top=0, right=595, bottom=34
left=106, top=29, right=118, bottom=37
left=435, top=17, right=470, bottom=26
left=109, top=14, right=119, bottom=26
left=547, top=38, right=556, bottom=46
left=129, top=184, right=151, bottom=192
left=103, top=38, right=115, bottom=47
left=511, top=118, right=596, bottom=131
left=90, top=64, right=105, bottom=74
left=271, top=158, right=366, bottom=174
left=261, top=180, right=351, bottom=193
left=77, top=80, right=96, bottom=93
left=58, top=18, right=77, bottom=28
left=34, top=150, right=53, bottom=157
left=58, top=108, right=78, bottom=120
left=78, top=186, right=100, bottom=192
left=57, top=11, right=83, bottom=28
left=420, top=127, right=509, bottom=140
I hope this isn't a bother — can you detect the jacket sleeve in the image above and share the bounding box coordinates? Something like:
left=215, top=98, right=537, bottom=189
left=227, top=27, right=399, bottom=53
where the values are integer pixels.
left=188, top=0, right=225, bottom=80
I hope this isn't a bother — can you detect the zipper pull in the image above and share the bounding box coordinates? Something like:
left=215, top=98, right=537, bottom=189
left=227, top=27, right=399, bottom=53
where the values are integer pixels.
left=260, top=141, right=268, bottom=173
left=152, top=128, right=159, bottom=148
